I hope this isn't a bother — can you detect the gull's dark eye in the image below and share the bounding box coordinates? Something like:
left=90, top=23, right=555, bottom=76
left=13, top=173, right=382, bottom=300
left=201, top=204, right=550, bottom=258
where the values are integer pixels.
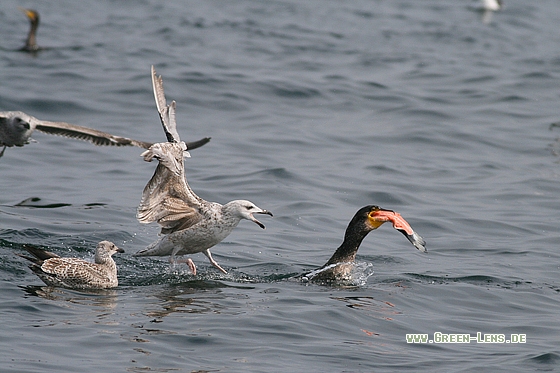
left=245, top=205, right=254, bottom=210
left=15, top=118, right=30, bottom=129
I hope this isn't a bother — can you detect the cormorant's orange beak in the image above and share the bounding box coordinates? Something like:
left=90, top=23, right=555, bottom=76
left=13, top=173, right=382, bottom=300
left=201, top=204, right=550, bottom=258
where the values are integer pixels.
left=18, top=7, right=36, bottom=21
left=368, top=207, right=427, bottom=252
left=368, top=208, right=411, bottom=233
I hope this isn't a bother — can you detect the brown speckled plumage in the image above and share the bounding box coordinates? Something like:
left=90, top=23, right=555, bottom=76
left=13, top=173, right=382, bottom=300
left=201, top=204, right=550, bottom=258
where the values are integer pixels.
left=18, top=241, right=124, bottom=289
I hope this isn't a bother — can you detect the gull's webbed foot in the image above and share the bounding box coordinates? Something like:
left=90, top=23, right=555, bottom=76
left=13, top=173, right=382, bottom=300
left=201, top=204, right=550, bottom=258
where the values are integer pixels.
left=169, top=256, right=197, bottom=275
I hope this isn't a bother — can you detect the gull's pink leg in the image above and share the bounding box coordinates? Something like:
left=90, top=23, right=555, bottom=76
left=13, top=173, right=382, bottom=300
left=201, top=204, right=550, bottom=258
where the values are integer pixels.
left=203, top=249, right=227, bottom=274
left=169, top=256, right=197, bottom=275
left=185, top=258, right=197, bottom=275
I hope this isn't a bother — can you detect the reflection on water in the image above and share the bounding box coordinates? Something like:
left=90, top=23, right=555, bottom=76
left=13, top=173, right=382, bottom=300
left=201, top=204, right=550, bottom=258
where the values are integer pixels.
left=141, top=280, right=255, bottom=320
left=331, top=295, right=402, bottom=319
left=480, top=9, right=496, bottom=24
left=20, top=285, right=118, bottom=310
left=549, top=122, right=560, bottom=158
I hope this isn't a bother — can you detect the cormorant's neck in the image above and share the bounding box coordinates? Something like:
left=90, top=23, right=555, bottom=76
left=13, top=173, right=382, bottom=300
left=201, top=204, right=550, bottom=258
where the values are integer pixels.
left=323, top=222, right=371, bottom=267
left=25, top=22, right=38, bottom=51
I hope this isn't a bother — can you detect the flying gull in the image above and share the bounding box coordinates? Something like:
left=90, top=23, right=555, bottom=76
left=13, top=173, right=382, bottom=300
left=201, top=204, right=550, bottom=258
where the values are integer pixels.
left=304, top=205, right=426, bottom=284
left=0, top=110, right=210, bottom=158
left=18, top=241, right=124, bottom=289
left=134, top=66, right=272, bottom=275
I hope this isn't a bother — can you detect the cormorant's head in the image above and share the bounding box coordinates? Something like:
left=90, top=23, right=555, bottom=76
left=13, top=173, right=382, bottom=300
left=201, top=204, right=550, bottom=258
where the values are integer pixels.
left=18, top=7, right=40, bottom=25
left=359, top=205, right=427, bottom=252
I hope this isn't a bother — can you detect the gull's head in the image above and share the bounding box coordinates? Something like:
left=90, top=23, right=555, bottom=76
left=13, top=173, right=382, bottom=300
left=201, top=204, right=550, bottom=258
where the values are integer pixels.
left=95, top=241, right=124, bottom=262
left=0, top=111, right=36, bottom=147
left=224, top=200, right=273, bottom=229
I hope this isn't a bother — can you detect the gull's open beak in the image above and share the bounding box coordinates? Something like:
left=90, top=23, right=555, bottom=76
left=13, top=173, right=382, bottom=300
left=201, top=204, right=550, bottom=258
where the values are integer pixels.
left=368, top=207, right=427, bottom=252
left=251, top=210, right=273, bottom=229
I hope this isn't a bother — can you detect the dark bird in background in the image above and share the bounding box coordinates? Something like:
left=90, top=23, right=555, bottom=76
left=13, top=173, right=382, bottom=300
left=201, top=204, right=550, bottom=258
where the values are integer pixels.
left=18, top=7, right=41, bottom=52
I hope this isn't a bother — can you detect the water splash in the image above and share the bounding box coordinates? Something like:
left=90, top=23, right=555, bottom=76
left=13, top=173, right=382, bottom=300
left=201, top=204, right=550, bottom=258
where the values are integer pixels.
left=350, top=261, right=376, bottom=286
left=301, top=261, right=375, bottom=286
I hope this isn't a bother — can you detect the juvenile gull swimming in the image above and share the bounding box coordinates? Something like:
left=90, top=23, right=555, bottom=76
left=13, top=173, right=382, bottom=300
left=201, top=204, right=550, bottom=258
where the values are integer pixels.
left=134, top=66, right=272, bottom=275
left=304, top=205, right=426, bottom=284
left=18, top=241, right=124, bottom=289
left=0, top=110, right=210, bottom=158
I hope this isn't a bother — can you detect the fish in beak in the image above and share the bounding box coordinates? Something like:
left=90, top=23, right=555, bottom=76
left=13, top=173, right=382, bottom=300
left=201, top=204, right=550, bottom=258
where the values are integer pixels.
left=368, top=207, right=427, bottom=252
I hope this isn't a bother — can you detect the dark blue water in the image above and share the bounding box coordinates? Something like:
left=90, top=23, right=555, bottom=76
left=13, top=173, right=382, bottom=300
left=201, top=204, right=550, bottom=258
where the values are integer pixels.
left=1, top=0, right=560, bottom=372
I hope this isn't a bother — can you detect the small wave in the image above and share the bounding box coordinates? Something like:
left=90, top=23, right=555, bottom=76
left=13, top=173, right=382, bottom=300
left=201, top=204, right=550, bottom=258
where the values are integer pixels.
left=14, top=197, right=71, bottom=209
left=528, top=352, right=560, bottom=365
left=405, top=273, right=542, bottom=291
